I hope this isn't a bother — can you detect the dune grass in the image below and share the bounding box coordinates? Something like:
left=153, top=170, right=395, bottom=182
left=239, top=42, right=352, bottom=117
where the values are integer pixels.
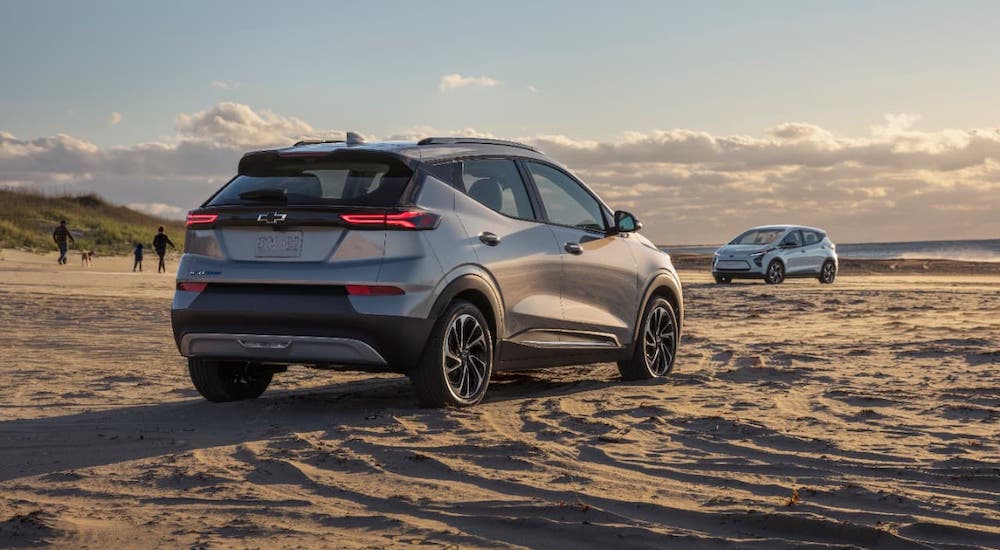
left=0, top=189, right=185, bottom=255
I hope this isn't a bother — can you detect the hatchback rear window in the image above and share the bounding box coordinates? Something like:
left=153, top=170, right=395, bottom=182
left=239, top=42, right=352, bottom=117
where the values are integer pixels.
left=207, top=160, right=413, bottom=207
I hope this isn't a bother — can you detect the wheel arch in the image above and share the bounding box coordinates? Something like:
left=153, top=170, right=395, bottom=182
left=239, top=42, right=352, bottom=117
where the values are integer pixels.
left=633, top=272, right=684, bottom=346
left=428, top=273, right=503, bottom=346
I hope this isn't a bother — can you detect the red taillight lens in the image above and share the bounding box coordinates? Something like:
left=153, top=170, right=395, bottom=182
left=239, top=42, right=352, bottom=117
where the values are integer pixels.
left=177, top=282, right=207, bottom=293
left=340, top=210, right=439, bottom=230
left=186, top=213, right=218, bottom=227
left=345, top=284, right=405, bottom=296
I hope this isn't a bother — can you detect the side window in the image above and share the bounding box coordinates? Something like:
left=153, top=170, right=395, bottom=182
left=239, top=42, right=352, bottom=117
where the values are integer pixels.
left=526, top=162, right=606, bottom=232
left=803, top=231, right=819, bottom=246
left=462, top=159, right=536, bottom=220
left=781, top=230, right=803, bottom=246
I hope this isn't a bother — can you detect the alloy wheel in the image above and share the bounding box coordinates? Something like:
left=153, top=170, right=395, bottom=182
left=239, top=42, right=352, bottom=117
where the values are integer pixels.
left=766, top=261, right=784, bottom=284
left=643, top=305, right=676, bottom=376
left=443, top=314, right=490, bottom=400
left=821, top=262, right=836, bottom=283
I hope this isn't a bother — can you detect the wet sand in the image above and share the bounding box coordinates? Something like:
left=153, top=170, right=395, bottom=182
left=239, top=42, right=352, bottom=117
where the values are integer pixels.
left=1, top=249, right=998, bottom=548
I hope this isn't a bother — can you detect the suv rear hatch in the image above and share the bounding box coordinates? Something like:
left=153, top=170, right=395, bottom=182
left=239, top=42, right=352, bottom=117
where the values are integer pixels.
left=185, top=150, right=427, bottom=267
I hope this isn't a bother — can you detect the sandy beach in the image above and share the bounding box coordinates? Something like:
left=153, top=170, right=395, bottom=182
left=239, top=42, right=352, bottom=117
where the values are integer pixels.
left=0, top=248, right=997, bottom=549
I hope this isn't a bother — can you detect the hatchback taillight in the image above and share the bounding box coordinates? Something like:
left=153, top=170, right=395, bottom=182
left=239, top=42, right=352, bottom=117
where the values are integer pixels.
left=186, top=213, right=218, bottom=227
left=340, top=210, right=439, bottom=230
left=177, top=282, right=207, bottom=293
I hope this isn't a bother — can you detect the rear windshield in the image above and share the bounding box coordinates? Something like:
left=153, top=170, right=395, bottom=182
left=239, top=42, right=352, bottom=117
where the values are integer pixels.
left=729, top=228, right=785, bottom=245
left=207, top=160, right=413, bottom=207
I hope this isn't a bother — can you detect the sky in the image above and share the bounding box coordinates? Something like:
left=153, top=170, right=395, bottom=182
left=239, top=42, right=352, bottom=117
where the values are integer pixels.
left=1, top=0, right=999, bottom=244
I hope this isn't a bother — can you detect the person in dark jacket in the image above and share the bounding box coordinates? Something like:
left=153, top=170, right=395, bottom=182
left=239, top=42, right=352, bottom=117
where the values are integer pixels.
left=152, top=226, right=176, bottom=273
left=133, top=243, right=144, bottom=272
left=52, top=220, right=75, bottom=265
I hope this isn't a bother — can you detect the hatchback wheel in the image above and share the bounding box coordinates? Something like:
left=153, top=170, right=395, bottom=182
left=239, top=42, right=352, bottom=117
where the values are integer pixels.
left=412, top=300, right=493, bottom=407
left=819, top=260, right=837, bottom=284
left=618, top=297, right=678, bottom=380
left=188, top=359, right=273, bottom=402
left=765, top=260, right=785, bottom=284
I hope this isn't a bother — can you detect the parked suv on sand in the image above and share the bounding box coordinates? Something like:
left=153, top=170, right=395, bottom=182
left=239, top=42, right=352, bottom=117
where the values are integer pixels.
left=172, top=135, right=683, bottom=407
left=712, top=225, right=838, bottom=285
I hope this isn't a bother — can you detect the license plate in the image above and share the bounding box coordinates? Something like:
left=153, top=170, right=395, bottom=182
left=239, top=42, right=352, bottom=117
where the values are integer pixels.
left=256, top=231, right=303, bottom=258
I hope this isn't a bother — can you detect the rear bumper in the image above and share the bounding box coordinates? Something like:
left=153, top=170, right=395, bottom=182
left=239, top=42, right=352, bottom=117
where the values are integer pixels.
left=171, top=284, right=433, bottom=371
left=179, top=333, right=388, bottom=366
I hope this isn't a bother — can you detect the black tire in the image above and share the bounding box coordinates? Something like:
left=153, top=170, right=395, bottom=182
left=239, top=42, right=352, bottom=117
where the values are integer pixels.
left=618, top=297, right=679, bottom=381
left=713, top=274, right=732, bottom=284
left=819, top=260, right=836, bottom=284
left=410, top=300, right=494, bottom=407
left=188, top=358, right=273, bottom=402
left=765, top=260, right=785, bottom=285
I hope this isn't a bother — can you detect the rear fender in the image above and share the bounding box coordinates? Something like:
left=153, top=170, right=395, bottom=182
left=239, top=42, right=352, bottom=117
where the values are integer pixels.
left=428, top=270, right=505, bottom=343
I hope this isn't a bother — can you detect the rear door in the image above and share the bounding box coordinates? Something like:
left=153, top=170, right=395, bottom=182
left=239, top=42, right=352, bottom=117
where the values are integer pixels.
left=522, top=160, right=639, bottom=348
left=801, top=230, right=825, bottom=273
left=445, top=158, right=566, bottom=342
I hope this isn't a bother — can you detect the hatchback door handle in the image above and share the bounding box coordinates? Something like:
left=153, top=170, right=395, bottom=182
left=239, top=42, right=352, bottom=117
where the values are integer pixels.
left=479, top=232, right=501, bottom=246
left=564, top=242, right=583, bottom=255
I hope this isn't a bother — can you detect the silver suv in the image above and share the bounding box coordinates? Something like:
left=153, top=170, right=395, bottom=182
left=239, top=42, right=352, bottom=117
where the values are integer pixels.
left=172, top=136, right=683, bottom=406
left=712, top=225, right=838, bottom=285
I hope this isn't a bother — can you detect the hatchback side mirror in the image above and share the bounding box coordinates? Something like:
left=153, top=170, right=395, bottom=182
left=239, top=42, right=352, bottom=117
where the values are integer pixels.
left=780, top=241, right=798, bottom=249
left=613, top=210, right=641, bottom=233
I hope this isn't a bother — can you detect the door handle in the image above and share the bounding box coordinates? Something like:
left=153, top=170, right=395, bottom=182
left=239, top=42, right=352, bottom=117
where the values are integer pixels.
left=564, top=242, right=583, bottom=255
left=478, top=232, right=501, bottom=246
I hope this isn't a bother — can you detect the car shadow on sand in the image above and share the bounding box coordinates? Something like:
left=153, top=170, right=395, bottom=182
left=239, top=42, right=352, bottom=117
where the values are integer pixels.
left=0, top=367, right=633, bottom=483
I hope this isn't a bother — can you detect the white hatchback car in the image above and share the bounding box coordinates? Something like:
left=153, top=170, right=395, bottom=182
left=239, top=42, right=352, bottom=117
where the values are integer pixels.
left=712, top=225, right=838, bottom=285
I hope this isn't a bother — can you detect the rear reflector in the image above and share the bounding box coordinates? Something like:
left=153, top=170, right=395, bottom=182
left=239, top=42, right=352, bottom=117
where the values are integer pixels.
left=345, top=284, right=405, bottom=296
left=340, top=210, right=439, bottom=230
left=177, top=282, right=208, bottom=293
left=186, top=213, right=219, bottom=227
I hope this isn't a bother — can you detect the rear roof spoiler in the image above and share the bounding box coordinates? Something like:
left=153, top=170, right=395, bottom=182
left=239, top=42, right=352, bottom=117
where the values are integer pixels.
left=417, top=137, right=539, bottom=153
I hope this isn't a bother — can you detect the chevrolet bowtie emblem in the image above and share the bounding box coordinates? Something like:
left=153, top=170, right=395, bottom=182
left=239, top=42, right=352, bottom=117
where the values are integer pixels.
left=257, top=212, right=287, bottom=224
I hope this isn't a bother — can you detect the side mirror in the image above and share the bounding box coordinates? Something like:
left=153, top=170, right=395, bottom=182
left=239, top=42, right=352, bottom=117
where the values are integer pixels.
left=780, top=241, right=798, bottom=249
left=613, top=210, right=641, bottom=233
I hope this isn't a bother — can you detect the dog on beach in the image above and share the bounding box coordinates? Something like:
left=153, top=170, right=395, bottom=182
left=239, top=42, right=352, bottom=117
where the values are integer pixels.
left=81, top=251, right=95, bottom=267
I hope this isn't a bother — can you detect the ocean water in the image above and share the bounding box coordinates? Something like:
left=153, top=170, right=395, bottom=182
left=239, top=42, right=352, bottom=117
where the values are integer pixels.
left=662, top=238, right=1000, bottom=262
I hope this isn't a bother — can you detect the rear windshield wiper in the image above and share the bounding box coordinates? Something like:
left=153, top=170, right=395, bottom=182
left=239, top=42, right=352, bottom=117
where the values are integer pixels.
left=239, top=189, right=288, bottom=201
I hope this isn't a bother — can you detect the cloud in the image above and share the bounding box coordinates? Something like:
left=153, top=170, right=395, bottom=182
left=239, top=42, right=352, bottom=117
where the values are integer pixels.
left=126, top=202, right=186, bottom=219
left=210, top=80, right=240, bottom=90
left=527, top=85, right=539, bottom=93
left=175, top=102, right=338, bottom=148
left=439, top=74, right=500, bottom=92
left=2, top=104, right=999, bottom=244
left=109, top=112, right=122, bottom=125
left=381, top=126, right=497, bottom=141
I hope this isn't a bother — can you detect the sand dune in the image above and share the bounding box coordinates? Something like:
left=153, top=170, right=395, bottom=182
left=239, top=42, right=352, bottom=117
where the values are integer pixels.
left=1, top=249, right=998, bottom=548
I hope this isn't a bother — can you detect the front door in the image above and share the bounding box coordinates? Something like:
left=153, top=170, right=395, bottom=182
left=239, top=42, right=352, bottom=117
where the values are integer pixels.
left=523, top=161, right=639, bottom=347
left=780, top=230, right=810, bottom=274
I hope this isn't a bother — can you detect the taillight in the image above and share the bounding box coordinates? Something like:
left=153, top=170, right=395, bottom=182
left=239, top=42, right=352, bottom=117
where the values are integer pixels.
left=177, top=282, right=207, bottom=293
left=340, top=210, right=439, bottom=230
left=345, top=284, right=405, bottom=296
left=186, top=213, right=218, bottom=227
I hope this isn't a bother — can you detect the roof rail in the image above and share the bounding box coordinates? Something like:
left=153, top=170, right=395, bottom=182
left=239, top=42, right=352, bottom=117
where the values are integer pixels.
left=417, top=137, right=539, bottom=153
left=292, top=139, right=345, bottom=146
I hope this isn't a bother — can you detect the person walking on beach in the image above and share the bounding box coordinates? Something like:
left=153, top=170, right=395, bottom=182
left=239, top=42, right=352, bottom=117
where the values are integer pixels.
left=133, top=243, right=144, bottom=272
left=152, top=226, right=176, bottom=273
left=52, top=220, right=75, bottom=265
